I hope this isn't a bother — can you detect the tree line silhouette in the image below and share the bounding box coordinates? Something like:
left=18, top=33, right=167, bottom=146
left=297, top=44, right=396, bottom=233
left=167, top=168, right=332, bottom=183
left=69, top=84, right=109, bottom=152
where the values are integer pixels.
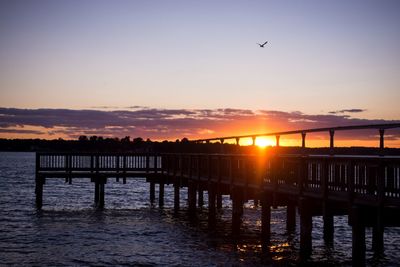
left=0, top=135, right=399, bottom=155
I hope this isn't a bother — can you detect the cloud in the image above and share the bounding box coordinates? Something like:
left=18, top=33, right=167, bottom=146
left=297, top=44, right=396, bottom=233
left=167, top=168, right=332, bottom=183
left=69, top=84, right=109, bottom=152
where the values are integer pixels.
left=0, top=107, right=399, bottom=141
left=0, top=128, right=44, bottom=135
left=329, top=109, right=366, bottom=114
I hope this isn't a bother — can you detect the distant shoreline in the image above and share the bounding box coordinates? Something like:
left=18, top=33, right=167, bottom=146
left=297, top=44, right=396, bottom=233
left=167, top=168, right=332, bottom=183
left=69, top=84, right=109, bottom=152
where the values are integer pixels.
left=1, top=138, right=399, bottom=155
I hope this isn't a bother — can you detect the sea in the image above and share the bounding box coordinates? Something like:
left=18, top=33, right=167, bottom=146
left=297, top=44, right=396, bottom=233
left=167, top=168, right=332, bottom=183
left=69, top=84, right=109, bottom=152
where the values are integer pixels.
left=1, top=152, right=400, bottom=266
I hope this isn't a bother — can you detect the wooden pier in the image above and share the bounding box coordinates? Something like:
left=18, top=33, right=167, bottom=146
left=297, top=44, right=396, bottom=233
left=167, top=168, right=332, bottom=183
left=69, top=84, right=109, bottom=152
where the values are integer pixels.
left=35, top=123, right=400, bottom=266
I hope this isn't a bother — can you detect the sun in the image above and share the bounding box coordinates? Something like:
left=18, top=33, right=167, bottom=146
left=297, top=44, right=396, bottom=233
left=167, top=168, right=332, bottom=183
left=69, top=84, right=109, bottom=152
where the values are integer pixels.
left=255, top=137, right=275, bottom=148
left=238, top=137, right=276, bottom=147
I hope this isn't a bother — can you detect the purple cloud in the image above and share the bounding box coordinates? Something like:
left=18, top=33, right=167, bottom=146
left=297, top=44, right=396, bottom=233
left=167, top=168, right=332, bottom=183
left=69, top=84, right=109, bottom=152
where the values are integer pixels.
left=0, top=107, right=399, bottom=141
left=329, top=109, right=366, bottom=114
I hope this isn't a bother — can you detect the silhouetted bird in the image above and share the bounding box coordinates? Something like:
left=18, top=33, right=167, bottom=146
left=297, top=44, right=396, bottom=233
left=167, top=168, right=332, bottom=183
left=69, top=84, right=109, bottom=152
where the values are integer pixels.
left=257, top=41, right=268, bottom=48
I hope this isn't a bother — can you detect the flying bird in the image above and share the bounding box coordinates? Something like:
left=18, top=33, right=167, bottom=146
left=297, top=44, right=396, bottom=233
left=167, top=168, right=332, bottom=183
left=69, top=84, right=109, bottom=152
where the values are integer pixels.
left=257, top=41, right=268, bottom=48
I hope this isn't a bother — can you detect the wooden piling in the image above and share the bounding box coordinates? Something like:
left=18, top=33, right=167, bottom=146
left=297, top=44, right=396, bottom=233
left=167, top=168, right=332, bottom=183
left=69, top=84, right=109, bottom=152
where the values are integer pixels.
left=35, top=154, right=43, bottom=209
left=299, top=197, right=312, bottom=260
left=351, top=205, right=366, bottom=266
left=98, top=177, right=105, bottom=209
left=286, top=203, right=296, bottom=232
left=208, top=186, right=216, bottom=229
left=372, top=207, right=384, bottom=253
left=188, top=181, right=197, bottom=216
left=261, top=194, right=272, bottom=247
left=253, top=198, right=259, bottom=208
left=174, top=181, right=180, bottom=212
left=159, top=182, right=164, bottom=207
left=35, top=176, right=43, bottom=209
left=198, top=189, right=204, bottom=207
left=232, top=187, right=243, bottom=237
left=94, top=179, right=100, bottom=205
left=216, top=193, right=222, bottom=209
left=150, top=181, right=155, bottom=204
left=323, top=202, right=334, bottom=243
left=373, top=160, right=385, bottom=253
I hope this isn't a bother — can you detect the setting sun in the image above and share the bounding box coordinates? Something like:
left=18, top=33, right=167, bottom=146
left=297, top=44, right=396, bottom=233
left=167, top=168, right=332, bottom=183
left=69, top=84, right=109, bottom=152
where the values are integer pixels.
left=255, top=137, right=276, bottom=148
left=238, top=137, right=276, bottom=147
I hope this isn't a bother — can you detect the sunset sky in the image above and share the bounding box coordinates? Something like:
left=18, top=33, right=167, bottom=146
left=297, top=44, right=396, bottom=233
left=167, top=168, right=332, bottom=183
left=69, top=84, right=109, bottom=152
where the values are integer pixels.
left=0, top=0, right=399, bottom=146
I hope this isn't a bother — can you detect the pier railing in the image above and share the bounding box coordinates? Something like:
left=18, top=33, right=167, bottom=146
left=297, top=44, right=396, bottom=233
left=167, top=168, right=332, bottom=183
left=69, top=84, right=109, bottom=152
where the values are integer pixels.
left=37, top=152, right=162, bottom=173
left=36, top=152, right=400, bottom=206
left=160, top=153, right=400, bottom=206
left=191, top=123, right=400, bottom=149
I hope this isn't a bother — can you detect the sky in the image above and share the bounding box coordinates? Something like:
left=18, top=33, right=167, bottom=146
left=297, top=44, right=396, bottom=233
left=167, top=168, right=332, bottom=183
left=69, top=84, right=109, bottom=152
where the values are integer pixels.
left=0, top=0, right=399, bottom=146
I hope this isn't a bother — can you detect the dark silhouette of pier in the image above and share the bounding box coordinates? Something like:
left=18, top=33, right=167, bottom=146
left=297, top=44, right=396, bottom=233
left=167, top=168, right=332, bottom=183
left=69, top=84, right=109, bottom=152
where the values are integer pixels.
left=35, top=123, right=400, bottom=266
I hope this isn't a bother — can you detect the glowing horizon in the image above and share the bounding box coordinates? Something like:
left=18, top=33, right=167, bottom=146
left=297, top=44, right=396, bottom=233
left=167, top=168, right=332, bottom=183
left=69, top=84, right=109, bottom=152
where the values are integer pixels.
left=0, top=107, right=399, bottom=147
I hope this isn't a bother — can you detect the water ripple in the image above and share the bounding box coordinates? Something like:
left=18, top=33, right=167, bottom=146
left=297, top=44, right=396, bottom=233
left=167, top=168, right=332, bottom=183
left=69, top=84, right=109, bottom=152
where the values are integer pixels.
left=1, top=152, right=400, bottom=266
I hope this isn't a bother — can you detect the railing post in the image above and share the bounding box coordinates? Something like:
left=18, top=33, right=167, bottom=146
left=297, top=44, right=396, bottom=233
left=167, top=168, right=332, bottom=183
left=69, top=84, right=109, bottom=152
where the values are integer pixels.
left=146, top=154, right=150, bottom=174
left=229, top=156, right=234, bottom=187
left=116, top=154, right=120, bottom=182
left=301, top=132, right=306, bottom=149
left=329, top=129, right=335, bottom=155
left=379, top=129, right=385, bottom=155
left=348, top=160, right=355, bottom=204
left=68, top=154, right=72, bottom=184
left=220, top=139, right=225, bottom=153
left=275, top=135, right=280, bottom=147
left=147, top=154, right=155, bottom=204
left=123, top=155, right=126, bottom=184
left=95, top=154, right=99, bottom=174
left=90, top=155, right=94, bottom=177
left=94, top=154, right=100, bottom=206
left=189, top=155, right=193, bottom=179
left=298, top=156, right=307, bottom=196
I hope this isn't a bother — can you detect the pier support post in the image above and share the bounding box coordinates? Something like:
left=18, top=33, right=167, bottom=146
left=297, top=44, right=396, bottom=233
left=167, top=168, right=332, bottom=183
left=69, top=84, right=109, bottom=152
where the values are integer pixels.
left=232, top=187, right=243, bottom=238
left=198, top=189, right=204, bottom=207
left=299, top=197, right=312, bottom=260
left=159, top=182, right=164, bottom=207
left=174, top=181, right=180, bottom=212
left=188, top=181, right=197, bottom=216
left=254, top=198, right=259, bottom=208
left=98, top=176, right=105, bottom=209
left=216, top=193, right=222, bottom=210
left=150, top=181, right=155, bottom=204
left=351, top=205, right=366, bottom=267
left=372, top=207, right=384, bottom=253
left=94, top=179, right=100, bottom=206
left=286, top=203, right=296, bottom=232
left=261, top=193, right=272, bottom=248
left=35, top=176, right=43, bottom=209
left=208, top=186, right=216, bottom=229
left=323, top=202, right=334, bottom=243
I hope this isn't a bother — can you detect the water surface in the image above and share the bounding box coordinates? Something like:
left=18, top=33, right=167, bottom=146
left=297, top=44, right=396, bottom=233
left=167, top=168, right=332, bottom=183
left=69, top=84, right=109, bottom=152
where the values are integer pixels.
left=1, top=152, right=399, bottom=266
